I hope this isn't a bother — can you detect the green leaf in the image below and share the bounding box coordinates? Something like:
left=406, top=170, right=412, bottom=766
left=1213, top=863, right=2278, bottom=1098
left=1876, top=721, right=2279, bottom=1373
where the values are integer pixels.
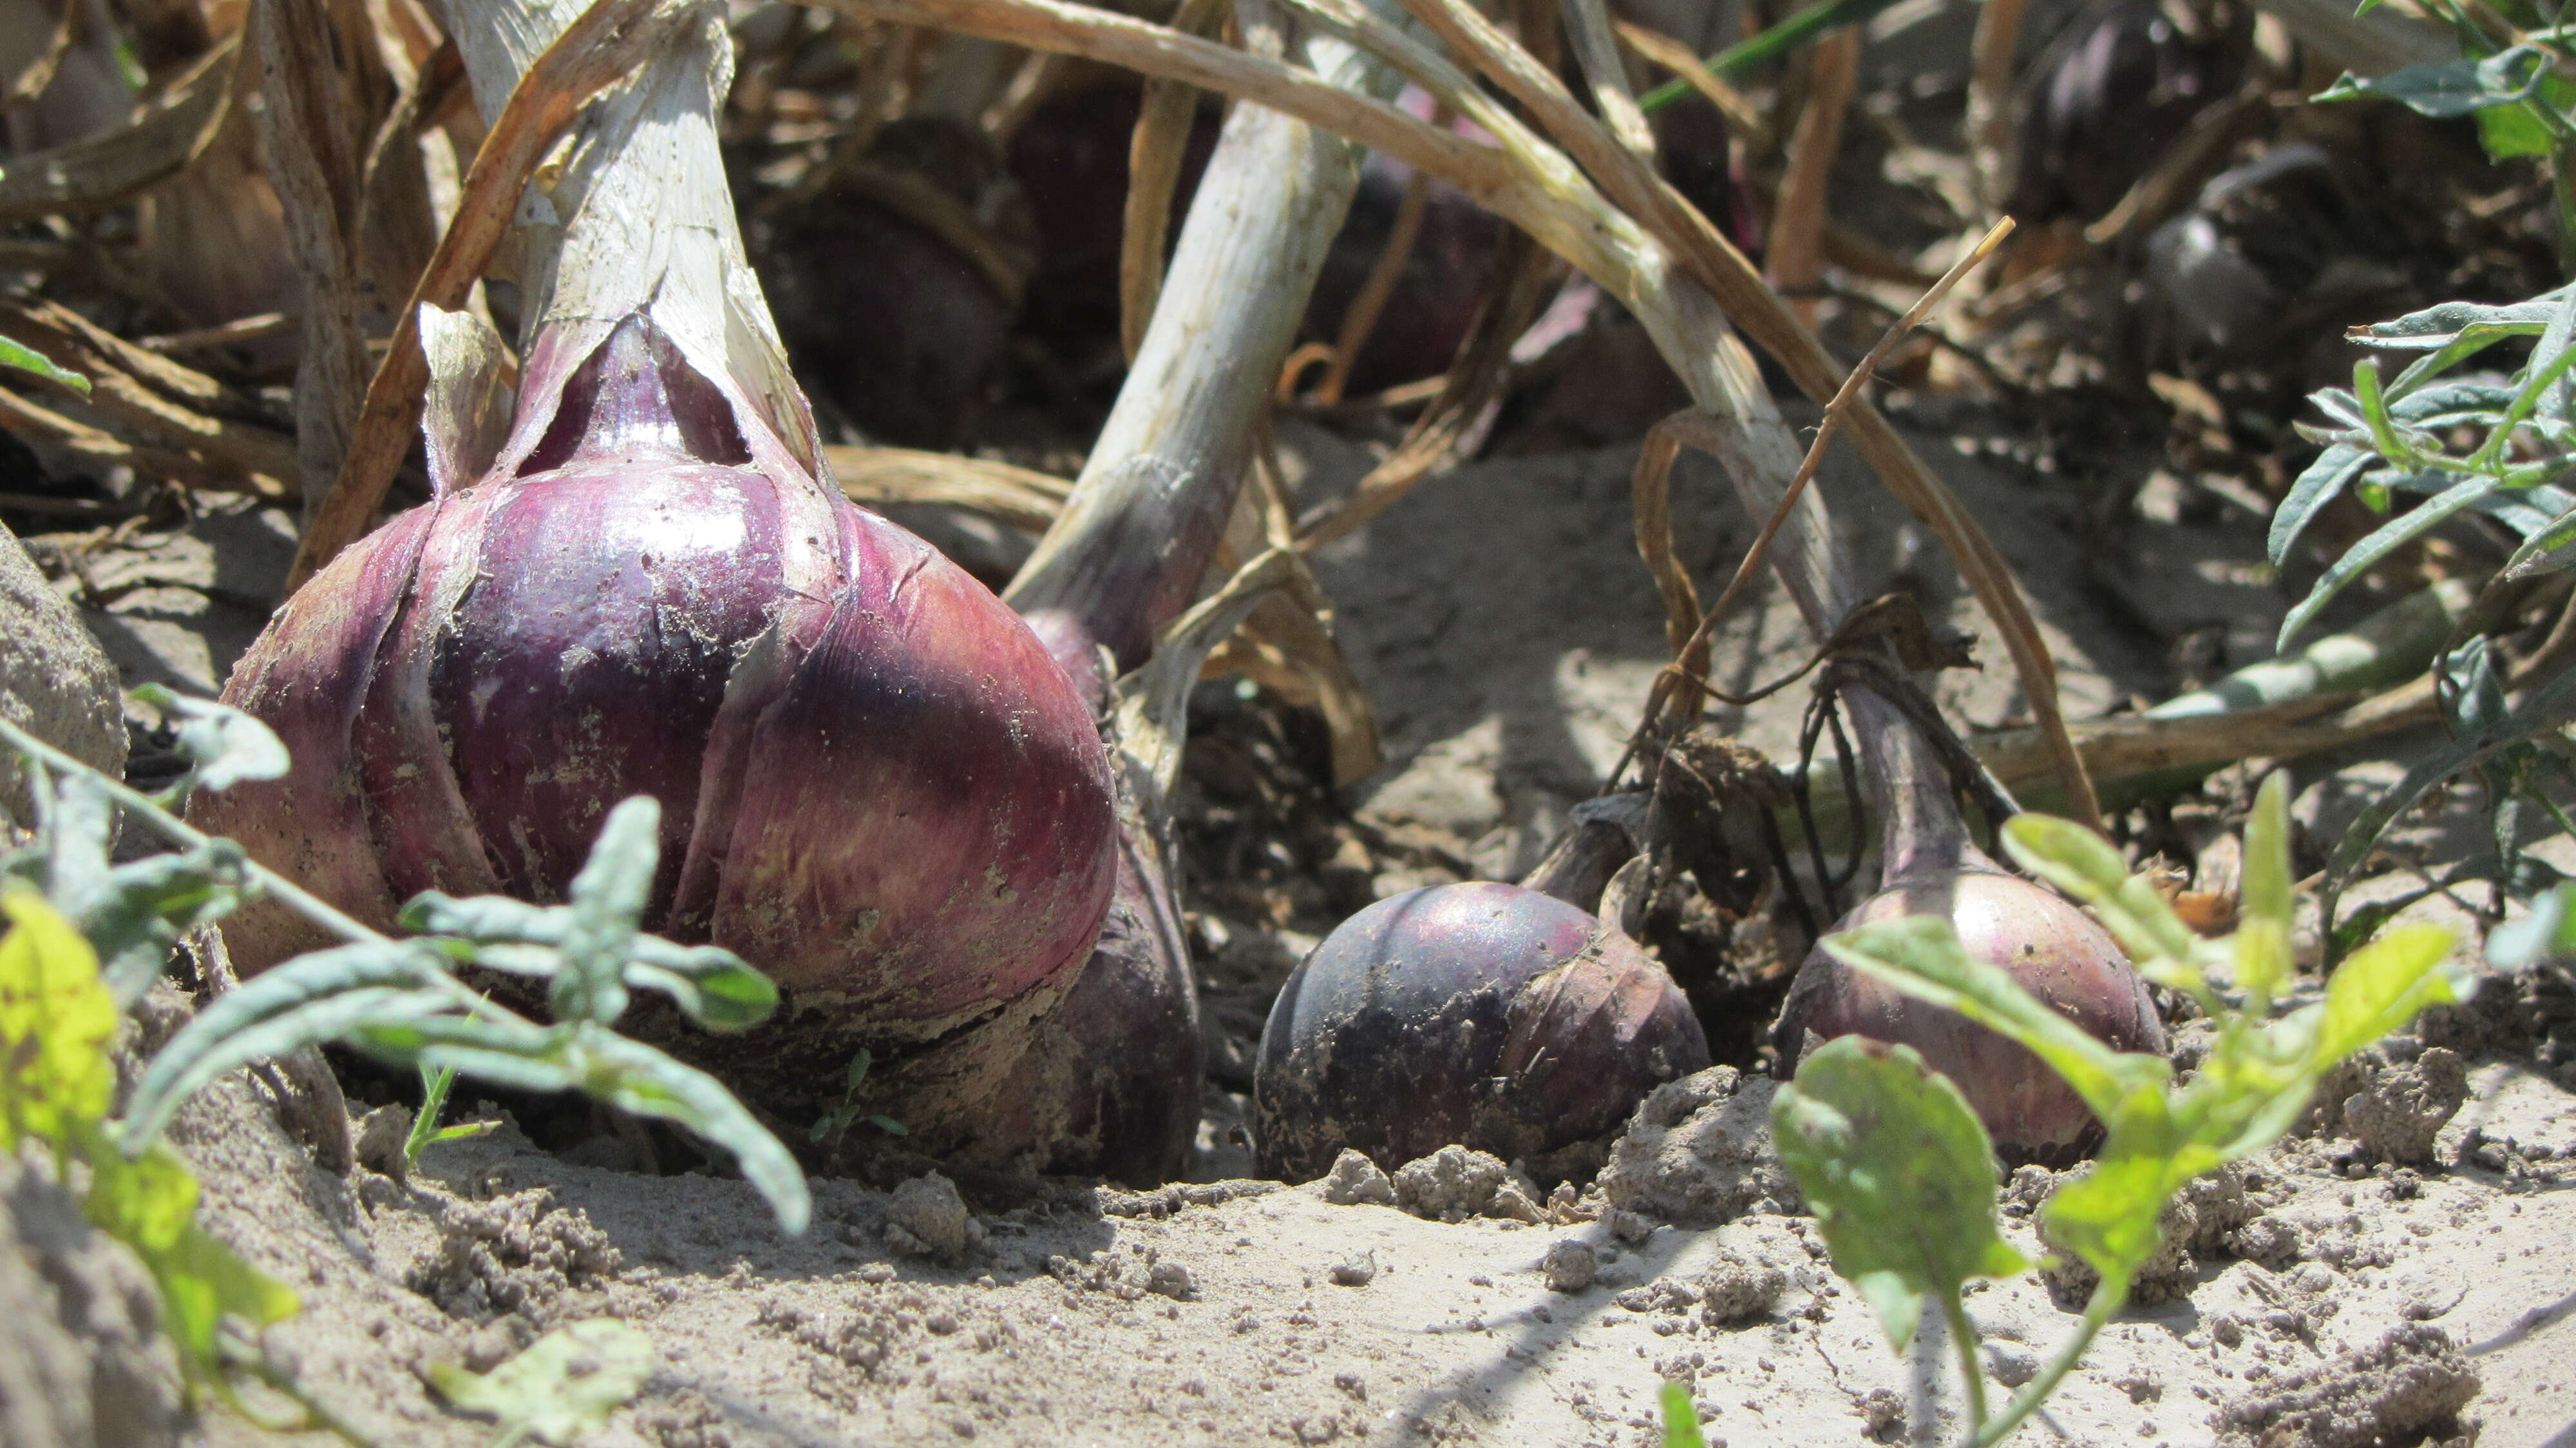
left=123, top=941, right=457, bottom=1148
left=2278, top=473, right=2503, bottom=649
left=0, top=335, right=88, bottom=395
left=2351, top=286, right=2571, bottom=350
left=35, top=773, right=116, bottom=922
left=2002, top=813, right=2206, bottom=971
left=2476, top=95, right=2556, bottom=158
left=84, top=1134, right=200, bottom=1253
left=431, top=1317, right=654, bottom=1447
left=2499, top=499, right=2576, bottom=580
left=1819, top=918, right=2170, bottom=1122
left=133, top=686, right=287, bottom=794
left=2489, top=880, right=2576, bottom=966
left=402, top=883, right=775, bottom=1031
left=548, top=797, right=661, bottom=1027
left=1661, top=1382, right=1709, bottom=1448
left=2320, top=664, right=2576, bottom=917
left=2235, top=774, right=2295, bottom=1011
left=150, top=1221, right=299, bottom=1377
left=2315, top=924, right=2467, bottom=1065
left=615, top=951, right=774, bottom=1033
left=561, top=1028, right=810, bottom=1237
left=77, top=842, right=253, bottom=1006
left=2316, top=47, right=2548, bottom=119
left=1772, top=1038, right=2029, bottom=1350
left=2439, top=638, right=2511, bottom=738
left=2271, top=444, right=2374, bottom=565
left=0, top=889, right=118, bottom=1148
left=2041, top=1132, right=2212, bottom=1290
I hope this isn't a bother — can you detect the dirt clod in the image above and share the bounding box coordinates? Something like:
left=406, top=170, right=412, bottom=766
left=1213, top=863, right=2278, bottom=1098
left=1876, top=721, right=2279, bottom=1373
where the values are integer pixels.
left=2211, top=1322, right=2479, bottom=1447
left=1596, top=1067, right=1792, bottom=1227
left=887, top=1172, right=984, bottom=1262
left=1390, top=1145, right=1542, bottom=1223
left=411, top=1187, right=620, bottom=1322
left=1693, top=1260, right=1787, bottom=1324
left=2344, top=1048, right=2470, bottom=1167
left=0, top=1150, right=185, bottom=1448
left=1542, top=1239, right=1597, bottom=1293
left=1318, top=1148, right=1396, bottom=1207
left=354, top=1103, right=412, bottom=1183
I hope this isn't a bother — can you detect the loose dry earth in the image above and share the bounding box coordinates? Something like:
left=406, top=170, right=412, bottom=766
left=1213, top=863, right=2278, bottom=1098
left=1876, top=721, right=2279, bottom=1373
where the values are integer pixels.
left=10, top=417, right=2576, bottom=1447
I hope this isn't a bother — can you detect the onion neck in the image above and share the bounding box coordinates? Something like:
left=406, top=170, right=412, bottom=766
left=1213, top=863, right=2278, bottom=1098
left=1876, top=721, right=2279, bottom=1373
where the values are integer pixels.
left=1003, top=0, right=1408, bottom=705
left=1844, top=685, right=1989, bottom=887
left=435, top=0, right=821, bottom=484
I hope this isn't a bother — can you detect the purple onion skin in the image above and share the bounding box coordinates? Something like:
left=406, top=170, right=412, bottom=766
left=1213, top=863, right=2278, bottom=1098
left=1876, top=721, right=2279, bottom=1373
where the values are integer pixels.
left=198, top=316, right=1117, bottom=1078
left=878, top=821, right=1200, bottom=1185
left=1774, top=868, right=2166, bottom=1165
left=1254, top=882, right=1710, bottom=1181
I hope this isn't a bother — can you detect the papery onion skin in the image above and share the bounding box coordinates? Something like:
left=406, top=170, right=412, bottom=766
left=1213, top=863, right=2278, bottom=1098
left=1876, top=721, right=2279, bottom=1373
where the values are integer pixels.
left=198, top=317, right=1119, bottom=1089
left=1773, top=867, right=2166, bottom=1165
left=1254, top=881, right=1710, bottom=1181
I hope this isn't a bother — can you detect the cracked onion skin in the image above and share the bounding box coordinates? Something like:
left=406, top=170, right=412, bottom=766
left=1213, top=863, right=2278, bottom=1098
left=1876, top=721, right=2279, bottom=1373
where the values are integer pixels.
left=1253, top=882, right=1710, bottom=1181
left=198, top=316, right=1118, bottom=1087
left=1773, top=866, right=2165, bottom=1165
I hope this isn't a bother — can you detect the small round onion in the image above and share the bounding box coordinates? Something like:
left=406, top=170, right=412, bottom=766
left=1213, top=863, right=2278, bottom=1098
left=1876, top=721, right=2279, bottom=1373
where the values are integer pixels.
left=1255, top=881, right=1709, bottom=1181
left=1774, top=866, right=2165, bottom=1164
left=199, top=316, right=1118, bottom=1102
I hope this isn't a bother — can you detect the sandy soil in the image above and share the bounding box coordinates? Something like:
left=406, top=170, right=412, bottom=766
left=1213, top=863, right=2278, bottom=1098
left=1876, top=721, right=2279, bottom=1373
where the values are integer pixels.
left=8, top=417, right=2574, bottom=1447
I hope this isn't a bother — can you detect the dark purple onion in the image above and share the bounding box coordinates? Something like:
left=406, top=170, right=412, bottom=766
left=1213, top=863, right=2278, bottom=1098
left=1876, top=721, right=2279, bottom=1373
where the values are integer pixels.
left=1254, top=882, right=1710, bottom=1180
left=1773, top=864, right=2164, bottom=1164
left=198, top=314, right=1118, bottom=1096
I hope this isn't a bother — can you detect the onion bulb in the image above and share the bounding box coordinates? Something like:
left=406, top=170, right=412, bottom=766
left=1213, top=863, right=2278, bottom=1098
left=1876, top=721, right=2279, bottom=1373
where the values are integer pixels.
left=1255, top=880, right=1709, bottom=1181
left=196, top=3, right=1116, bottom=1107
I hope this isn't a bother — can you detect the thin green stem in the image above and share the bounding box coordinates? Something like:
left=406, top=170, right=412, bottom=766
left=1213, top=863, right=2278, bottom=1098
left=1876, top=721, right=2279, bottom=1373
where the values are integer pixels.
left=0, top=712, right=385, bottom=946
left=0, top=712, right=514, bottom=1025
left=1940, top=1290, right=1990, bottom=1434
left=1969, top=1274, right=2124, bottom=1448
left=404, top=1063, right=457, bottom=1168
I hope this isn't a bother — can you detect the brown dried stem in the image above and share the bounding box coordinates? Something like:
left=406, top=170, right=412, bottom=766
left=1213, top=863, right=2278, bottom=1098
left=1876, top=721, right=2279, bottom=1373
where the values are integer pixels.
left=1769, top=28, right=1859, bottom=327
left=1629, top=220, right=2013, bottom=745
left=0, top=36, right=238, bottom=225
left=1119, top=0, right=1230, bottom=363
left=1313, top=166, right=1430, bottom=405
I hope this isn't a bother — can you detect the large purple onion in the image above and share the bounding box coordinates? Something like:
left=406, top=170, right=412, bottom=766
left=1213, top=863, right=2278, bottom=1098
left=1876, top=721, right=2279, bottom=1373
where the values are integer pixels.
left=1255, top=881, right=1710, bottom=1181
left=200, top=312, right=1116, bottom=1096
left=191, top=5, right=1122, bottom=1116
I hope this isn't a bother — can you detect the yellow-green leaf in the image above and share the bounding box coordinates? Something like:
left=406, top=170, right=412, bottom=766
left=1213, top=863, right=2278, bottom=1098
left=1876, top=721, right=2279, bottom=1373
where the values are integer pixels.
left=433, top=1317, right=654, bottom=1447
left=0, top=890, right=117, bottom=1147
